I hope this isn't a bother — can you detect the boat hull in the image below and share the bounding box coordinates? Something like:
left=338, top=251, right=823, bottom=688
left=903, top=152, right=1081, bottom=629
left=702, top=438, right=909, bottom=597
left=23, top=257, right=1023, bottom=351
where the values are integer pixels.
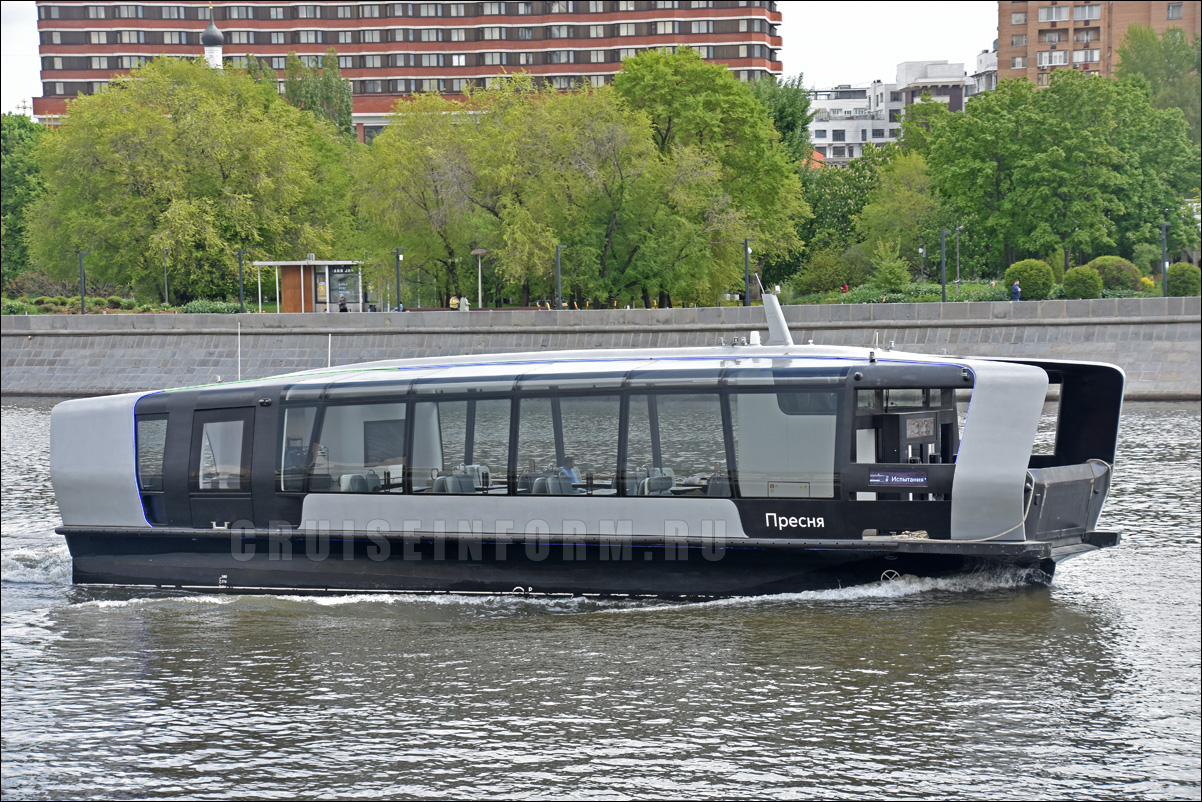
left=61, top=529, right=1119, bottom=597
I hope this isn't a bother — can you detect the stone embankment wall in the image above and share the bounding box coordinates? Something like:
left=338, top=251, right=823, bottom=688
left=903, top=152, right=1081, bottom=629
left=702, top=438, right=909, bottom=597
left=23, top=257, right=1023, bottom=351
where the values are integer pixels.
left=2, top=296, right=1198, bottom=399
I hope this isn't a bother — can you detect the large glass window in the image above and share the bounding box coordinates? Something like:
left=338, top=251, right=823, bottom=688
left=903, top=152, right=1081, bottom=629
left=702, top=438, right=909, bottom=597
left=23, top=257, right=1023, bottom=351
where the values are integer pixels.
left=627, top=393, right=727, bottom=497
left=411, top=399, right=510, bottom=494
left=195, top=418, right=247, bottom=491
left=731, top=390, right=839, bottom=499
left=517, top=395, right=619, bottom=495
left=308, top=402, right=407, bottom=493
left=136, top=417, right=168, bottom=492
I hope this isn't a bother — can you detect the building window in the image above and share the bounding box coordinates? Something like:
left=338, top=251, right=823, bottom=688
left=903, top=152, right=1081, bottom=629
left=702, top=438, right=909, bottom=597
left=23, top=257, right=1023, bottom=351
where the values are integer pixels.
left=590, top=50, right=606, bottom=62
left=1074, top=4, right=1100, bottom=21
left=1167, top=2, right=1183, bottom=19
left=483, top=52, right=506, bottom=65
left=618, top=0, right=634, bottom=9
left=271, top=32, right=286, bottom=44
left=117, top=30, right=145, bottom=43
left=362, top=4, right=381, bottom=17
left=1040, top=31, right=1064, bottom=44
left=450, top=53, right=465, bottom=67
left=1037, top=73, right=1050, bottom=86
left=163, top=31, right=185, bottom=44
left=814, top=129, right=827, bottom=139
left=87, top=6, right=106, bottom=18
left=1038, top=6, right=1070, bottom=23
left=832, top=129, right=845, bottom=142
left=364, top=54, right=382, bottom=67
left=90, top=56, right=108, bottom=69
left=654, top=21, right=676, bottom=34
left=618, top=48, right=639, bottom=59
left=269, top=7, right=285, bottom=19
left=860, top=129, right=868, bottom=141
left=589, top=75, right=605, bottom=87
left=362, top=80, right=383, bottom=92
left=617, top=23, right=636, bottom=36
left=450, top=28, right=467, bottom=41
left=448, top=4, right=466, bottom=16
left=115, top=5, right=143, bottom=18
left=418, top=29, right=440, bottom=41
left=738, top=45, right=747, bottom=57
left=298, top=5, right=320, bottom=18
left=337, top=31, right=353, bottom=43
left=162, top=6, right=181, bottom=19
left=1011, top=11, right=1027, bottom=24
left=550, top=25, right=572, bottom=37
left=1011, top=34, right=1026, bottom=47
left=298, top=31, right=321, bottom=44
left=691, top=20, right=713, bottom=34
left=229, top=31, right=253, bottom=44
left=549, top=50, right=573, bottom=64
left=549, top=1, right=573, bottom=11
left=832, top=146, right=845, bottom=157
left=889, top=128, right=898, bottom=137
left=871, top=128, right=884, bottom=139
left=364, top=29, right=382, bottom=42
left=552, top=76, right=572, bottom=88
left=480, top=2, right=503, bottom=14
left=418, top=3, right=441, bottom=14
left=482, top=27, right=503, bottom=40
left=515, top=1, right=532, bottom=12
left=271, top=57, right=287, bottom=69
left=1072, top=49, right=1099, bottom=64
left=1036, top=49, right=1069, bottom=67
left=337, top=5, right=352, bottom=17
left=449, top=78, right=468, bottom=91
left=1011, top=56, right=1026, bottom=69
left=227, top=6, right=254, bottom=19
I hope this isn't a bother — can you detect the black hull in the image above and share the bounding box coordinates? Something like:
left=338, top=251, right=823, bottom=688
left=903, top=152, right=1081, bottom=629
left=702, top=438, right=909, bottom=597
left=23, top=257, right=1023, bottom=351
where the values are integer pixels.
left=60, top=529, right=1120, bottom=597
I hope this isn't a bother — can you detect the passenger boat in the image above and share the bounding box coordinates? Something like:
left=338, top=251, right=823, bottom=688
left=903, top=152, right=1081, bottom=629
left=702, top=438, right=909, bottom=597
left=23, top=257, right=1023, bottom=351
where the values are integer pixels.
left=51, top=296, right=1122, bottom=597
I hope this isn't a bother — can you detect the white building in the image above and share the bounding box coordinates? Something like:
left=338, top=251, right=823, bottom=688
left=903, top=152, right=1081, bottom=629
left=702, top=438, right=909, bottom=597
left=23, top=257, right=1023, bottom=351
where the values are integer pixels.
left=967, top=43, right=999, bottom=97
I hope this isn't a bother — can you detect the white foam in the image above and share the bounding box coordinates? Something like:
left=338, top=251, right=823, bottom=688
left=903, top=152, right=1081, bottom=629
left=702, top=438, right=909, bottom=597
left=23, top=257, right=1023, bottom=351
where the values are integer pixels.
left=0, top=544, right=72, bottom=585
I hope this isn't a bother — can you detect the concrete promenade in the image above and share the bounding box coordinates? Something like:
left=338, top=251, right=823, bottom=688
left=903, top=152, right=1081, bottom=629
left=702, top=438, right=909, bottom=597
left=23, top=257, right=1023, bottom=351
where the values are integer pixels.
left=2, top=296, right=1198, bottom=399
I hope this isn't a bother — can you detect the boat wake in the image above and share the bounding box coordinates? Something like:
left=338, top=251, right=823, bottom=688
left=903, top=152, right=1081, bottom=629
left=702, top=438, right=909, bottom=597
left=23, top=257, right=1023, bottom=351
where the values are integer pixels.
left=0, top=544, right=72, bottom=586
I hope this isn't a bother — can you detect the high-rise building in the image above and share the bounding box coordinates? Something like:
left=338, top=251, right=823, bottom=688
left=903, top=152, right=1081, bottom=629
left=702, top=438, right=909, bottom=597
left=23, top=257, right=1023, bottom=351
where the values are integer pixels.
left=33, top=1, right=783, bottom=141
left=997, top=1, right=1200, bottom=86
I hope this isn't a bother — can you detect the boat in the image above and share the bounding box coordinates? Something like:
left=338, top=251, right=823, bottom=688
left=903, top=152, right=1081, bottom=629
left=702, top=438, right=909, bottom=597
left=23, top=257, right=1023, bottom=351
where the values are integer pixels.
left=50, top=295, right=1122, bottom=597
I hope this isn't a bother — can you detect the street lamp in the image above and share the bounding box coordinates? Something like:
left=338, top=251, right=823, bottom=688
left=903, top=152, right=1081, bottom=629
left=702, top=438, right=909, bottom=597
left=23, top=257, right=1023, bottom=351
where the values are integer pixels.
left=77, top=250, right=90, bottom=315
left=236, top=250, right=249, bottom=313
left=743, top=238, right=754, bottom=307
left=471, top=247, right=488, bottom=309
left=918, top=235, right=925, bottom=281
left=162, top=247, right=170, bottom=305
left=1160, top=221, right=1169, bottom=298
left=555, top=244, right=566, bottom=309
left=955, top=225, right=964, bottom=298
left=940, top=230, right=949, bottom=303
left=392, top=247, right=407, bottom=311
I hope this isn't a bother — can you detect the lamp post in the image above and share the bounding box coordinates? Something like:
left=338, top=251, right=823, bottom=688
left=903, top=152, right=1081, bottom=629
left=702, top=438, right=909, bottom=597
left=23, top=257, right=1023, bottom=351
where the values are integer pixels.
left=743, top=238, right=753, bottom=307
left=236, top=250, right=249, bottom=313
left=392, top=247, right=407, bottom=310
left=1160, top=221, right=1169, bottom=297
left=918, top=235, right=925, bottom=281
left=955, top=225, right=964, bottom=299
left=555, top=244, right=566, bottom=309
left=77, top=251, right=90, bottom=315
left=940, top=230, right=949, bottom=303
left=471, top=247, right=488, bottom=309
left=162, top=247, right=170, bottom=305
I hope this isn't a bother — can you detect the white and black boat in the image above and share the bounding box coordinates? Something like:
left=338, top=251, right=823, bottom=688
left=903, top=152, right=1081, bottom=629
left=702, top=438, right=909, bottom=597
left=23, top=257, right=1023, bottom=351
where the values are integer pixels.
left=51, top=297, right=1122, bottom=597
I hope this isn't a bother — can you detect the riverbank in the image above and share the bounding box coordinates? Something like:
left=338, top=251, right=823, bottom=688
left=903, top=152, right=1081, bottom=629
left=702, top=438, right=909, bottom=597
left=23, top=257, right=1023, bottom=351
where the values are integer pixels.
left=2, top=296, right=1198, bottom=399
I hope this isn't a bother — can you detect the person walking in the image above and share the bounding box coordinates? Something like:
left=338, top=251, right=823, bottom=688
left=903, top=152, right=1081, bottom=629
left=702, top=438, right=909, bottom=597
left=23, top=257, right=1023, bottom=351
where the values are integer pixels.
left=338, top=294, right=348, bottom=312
left=1010, top=279, right=1021, bottom=302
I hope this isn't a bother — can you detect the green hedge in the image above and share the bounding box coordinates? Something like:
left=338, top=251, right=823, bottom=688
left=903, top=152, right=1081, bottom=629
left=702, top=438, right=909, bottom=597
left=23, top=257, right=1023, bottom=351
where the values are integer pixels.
left=1084, top=256, right=1142, bottom=292
left=181, top=299, right=242, bottom=314
left=1166, top=262, right=1201, bottom=297
left=1003, top=259, right=1055, bottom=301
left=1063, top=266, right=1103, bottom=299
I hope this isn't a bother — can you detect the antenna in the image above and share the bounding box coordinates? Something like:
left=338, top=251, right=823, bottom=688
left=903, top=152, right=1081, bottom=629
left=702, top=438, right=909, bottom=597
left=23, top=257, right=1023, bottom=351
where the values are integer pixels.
left=757, top=274, right=794, bottom=347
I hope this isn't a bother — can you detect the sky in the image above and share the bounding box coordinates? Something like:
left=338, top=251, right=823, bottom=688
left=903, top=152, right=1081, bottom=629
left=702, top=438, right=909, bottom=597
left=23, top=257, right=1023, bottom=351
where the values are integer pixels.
left=2, top=1, right=1000, bottom=117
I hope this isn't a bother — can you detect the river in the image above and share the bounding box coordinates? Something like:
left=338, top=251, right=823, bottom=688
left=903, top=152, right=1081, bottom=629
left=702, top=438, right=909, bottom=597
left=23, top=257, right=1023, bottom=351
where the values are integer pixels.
left=2, top=396, right=1198, bottom=800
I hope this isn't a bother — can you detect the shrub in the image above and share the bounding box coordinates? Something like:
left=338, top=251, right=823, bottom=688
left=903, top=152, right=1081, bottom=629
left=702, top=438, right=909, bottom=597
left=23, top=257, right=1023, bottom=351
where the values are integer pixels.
left=181, top=299, right=241, bottom=314
left=1063, top=266, right=1103, bottom=299
left=1166, top=262, right=1201, bottom=297
left=1084, top=256, right=1142, bottom=292
left=120, top=298, right=137, bottom=310
left=106, top=295, right=123, bottom=309
left=1045, top=248, right=1067, bottom=283
left=793, top=248, right=850, bottom=294
left=1131, top=242, right=1160, bottom=276
left=87, top=297, right=106, bottom=308
left=868, top=240, right=911, bottom=293
left=1, top=297, right=31, bottom=315
left=1140, top=276, right=1155, bottom=292
left=1003, top=259, right=1055, bottom=301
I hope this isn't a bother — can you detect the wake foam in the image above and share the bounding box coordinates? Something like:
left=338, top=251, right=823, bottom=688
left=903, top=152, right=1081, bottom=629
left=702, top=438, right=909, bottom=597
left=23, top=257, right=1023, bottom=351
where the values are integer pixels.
left=0, top=545, right=71, bottom=585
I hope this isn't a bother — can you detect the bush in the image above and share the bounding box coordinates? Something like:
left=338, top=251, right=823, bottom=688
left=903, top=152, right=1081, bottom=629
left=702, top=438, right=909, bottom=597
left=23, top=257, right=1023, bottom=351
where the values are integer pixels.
left=792, top=248, right=850, bottom=294
left=120, top=298, right=137, bottom=310
left=106, top=295, right=124, bottom=309
left=1045, top=248, right=1067, bottom=283
left=868, top=240, right=911, bottom=293
left=181, top=299, right=241, bottom=314
left=1131, top=242, right=1160, bottom=276
left=1003, top=259, right=1055, bottom=301
left=1063, top=266, right=1103, bottom=299
left=1, top=297, right=31, bottom=315
left=1084, top=256, right=1142, bottom=292
left=1140, top=276, right=1155, bottom=292
left=1166, top=262, right=1201, bottom=296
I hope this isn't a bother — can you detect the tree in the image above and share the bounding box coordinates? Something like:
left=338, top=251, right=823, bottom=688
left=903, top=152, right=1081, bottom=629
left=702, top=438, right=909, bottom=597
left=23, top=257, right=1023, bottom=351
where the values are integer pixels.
left=26, top=57, right=354, bottom=302
left=1116, top=24, right=1201, bottom=147
left=854, top=151, right=936, bottom=276
left=1, top=113, right=43, bottom=291
left=747, top=73, right=814, bottom=166
left=798, top=142, right=899, bottom=255
left=283, top=49, right=354, bottom=138
left=868, top=239, right=910, bottom=293
left=899, top=93, right=952, bottom=157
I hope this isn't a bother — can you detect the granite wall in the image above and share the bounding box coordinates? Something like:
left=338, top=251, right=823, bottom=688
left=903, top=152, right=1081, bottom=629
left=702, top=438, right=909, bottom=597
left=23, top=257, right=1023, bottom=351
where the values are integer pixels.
left=3, top=296, right=1198, bottom=399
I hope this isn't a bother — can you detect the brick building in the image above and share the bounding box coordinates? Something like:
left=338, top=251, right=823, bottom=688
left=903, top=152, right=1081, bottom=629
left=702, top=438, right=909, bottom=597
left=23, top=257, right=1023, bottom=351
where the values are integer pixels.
left=33, top=1, right=783, bottom=141
left=997, top=0, right=1200, bottom=86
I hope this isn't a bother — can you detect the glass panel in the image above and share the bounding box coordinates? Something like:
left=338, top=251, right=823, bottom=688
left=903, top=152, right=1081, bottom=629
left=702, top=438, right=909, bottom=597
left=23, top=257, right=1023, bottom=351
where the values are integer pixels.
left=517, top=395, right=619, bottom=495
left=627, top=394, right=726, bottom=497
left=311, top=402, right=407, bottom=493
left=136, top=417, right=167, bottom=491
left=197, top=420, right=245, bottom=490
left=279, top=405, right=317, bottom=491
left=731, top=390, right=839, bottom=499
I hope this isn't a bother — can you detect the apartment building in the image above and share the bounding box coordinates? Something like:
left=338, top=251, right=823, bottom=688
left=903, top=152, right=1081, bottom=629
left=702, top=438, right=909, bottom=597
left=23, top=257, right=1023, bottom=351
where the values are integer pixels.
left=33, top=1, right=783, bottom=140
left=997, top=1, right=1200, bottom=85
left=808, top=60, right=965, bottom=166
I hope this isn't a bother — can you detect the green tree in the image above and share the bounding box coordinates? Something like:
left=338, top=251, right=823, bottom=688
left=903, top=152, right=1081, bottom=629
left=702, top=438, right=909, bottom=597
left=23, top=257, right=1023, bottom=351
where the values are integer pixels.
left=747, top=73, right=814, bottom=166
left=799, top=142, right=900, bottom=255
left=1166, top=261, right=1201, bottom=296
left=899, top=92, right=952, bottom=157
left=1116, top=24, right=1201, bottom=147
left=854, top=151, right=936, bottom=276
left=283, top=49, right=354, bottom=138
left=1063, top=266, right=1103, bottom=299
left=868, top=239, right=910, bottom=293
left=1, top=113, right=43, bottom=291
left=26, top=57, right=354, bottom=302
left=1004, top=259, right=1055, bottom=301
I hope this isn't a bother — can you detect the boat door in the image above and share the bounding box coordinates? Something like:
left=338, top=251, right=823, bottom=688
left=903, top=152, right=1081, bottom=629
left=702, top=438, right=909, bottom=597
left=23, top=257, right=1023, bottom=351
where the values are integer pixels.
left=188, top=407, right=256, bottom=529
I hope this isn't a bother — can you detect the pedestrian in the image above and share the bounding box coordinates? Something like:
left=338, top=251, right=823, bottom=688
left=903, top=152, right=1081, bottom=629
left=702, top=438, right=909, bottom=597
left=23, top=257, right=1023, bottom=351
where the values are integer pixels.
left=1010, top=279, right=1021, bottom=302
left=459, top=295, right=470, bottom=312
left=449, top=294, right=459, bottom=310
left=338, top=294, right=348, bottom=312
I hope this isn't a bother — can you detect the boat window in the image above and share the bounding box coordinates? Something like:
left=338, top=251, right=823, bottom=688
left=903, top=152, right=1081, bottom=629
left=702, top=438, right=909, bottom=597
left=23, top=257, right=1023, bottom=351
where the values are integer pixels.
left=516, top=395, right=619, bottom=495
left=136, top=416, right=168, bottom=492
left=627, top=393, right=727, bottom=497
left=308, top=401, right=407, bottom=494
left=411, top=398, right=511, bottom=494
left=279, top=406, right=317, bottom=492
left=195, top=418, right=247, bottom=491
left=730, top=390, right=839, bottom=499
